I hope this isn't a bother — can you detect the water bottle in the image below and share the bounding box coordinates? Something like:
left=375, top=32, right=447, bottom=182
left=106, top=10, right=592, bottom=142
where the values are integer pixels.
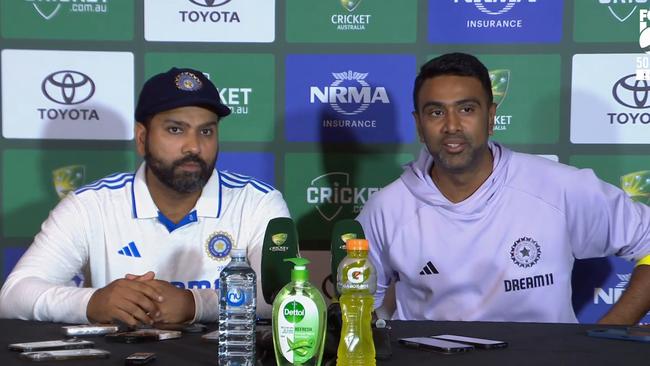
left=219, top=248, right=257, bottom=366
left=336, top=239, right=376, bottom=366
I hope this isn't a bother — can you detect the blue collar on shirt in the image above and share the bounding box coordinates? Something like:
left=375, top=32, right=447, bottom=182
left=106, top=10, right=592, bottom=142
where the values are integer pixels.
left=157, top=210, right=198, bottom=233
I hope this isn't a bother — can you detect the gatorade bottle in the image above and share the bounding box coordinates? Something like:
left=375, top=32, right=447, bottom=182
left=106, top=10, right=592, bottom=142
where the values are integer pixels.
left=336, top=239, right=376, bottom=366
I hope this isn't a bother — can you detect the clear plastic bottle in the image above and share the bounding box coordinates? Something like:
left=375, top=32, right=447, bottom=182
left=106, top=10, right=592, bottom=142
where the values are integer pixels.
left=218, top=249, right=256, bottom=366
left=336, top=239, right=376, bottom=366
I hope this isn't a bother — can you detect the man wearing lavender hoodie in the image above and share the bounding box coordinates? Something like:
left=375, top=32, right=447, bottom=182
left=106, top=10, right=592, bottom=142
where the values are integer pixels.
left=357, top=53, right=650, bottom=324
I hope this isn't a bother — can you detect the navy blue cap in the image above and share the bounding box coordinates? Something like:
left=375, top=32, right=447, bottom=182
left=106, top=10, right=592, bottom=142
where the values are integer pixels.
left=135, top=67, right=231, bottom=122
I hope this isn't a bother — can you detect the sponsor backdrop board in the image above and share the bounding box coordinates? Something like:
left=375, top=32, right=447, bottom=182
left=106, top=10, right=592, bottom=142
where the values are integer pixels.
left=1, top=0, right=650, bottom=324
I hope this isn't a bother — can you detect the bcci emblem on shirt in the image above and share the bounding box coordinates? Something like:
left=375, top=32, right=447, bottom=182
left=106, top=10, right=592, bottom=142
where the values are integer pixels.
left=206, top=231, right=234, bottom=262
left=510, top=236, right=541, bottom=268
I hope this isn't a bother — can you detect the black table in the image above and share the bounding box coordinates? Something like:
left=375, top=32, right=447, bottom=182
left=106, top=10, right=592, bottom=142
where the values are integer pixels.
left=0, top=319, right=648, bottom=365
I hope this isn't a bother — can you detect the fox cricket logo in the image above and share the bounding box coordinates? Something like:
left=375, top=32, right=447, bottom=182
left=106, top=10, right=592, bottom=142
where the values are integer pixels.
left=26, top=0, right=110, bottom=20
left=270, top=233, right=289, bottom=252
left=639, top=9, right=650, bottom=80
left=594, top=273, right=630, bottom=305
left=490, top=69, right=512, bottom=131
left=620, top=170, right=650, bottom=204
left=510, top=236, right=541, bottom=268
left=180, top=0, right=240, bottom=23
left=52, top=165, right=85, bottom=199
left=306, top=172, right=380, bottom=221
left=205, top=231, right=234, bottom=262
left=599, top=0, right=644, bottom=23
left=331, top=0, right=371, bottom=31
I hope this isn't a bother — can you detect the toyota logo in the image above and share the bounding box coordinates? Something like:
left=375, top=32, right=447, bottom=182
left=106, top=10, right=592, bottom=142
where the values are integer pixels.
left=612, top=74, right=650, bottom=109
left=188, top=0, right=231, bottom=7
left=41, top=70, right=95, bottom=105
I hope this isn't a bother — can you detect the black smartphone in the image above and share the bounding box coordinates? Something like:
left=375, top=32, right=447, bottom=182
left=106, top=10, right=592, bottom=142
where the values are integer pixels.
left=9, top=338, right=94, bottom=352
left=125, top=352, right=156, bottom=365
left=373, top=327, right=392, bottom=359
left=398, top=337, right=474, bottom=354
left=106, top=329, right=182, bottom=343
left=430, top=334, right=508, bottom=349
left=20, top=348, right=110, bottom=361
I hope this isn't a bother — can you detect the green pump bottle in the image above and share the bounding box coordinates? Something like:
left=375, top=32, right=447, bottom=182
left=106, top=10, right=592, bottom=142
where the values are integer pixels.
left=272, top=258, right=327, bottom=366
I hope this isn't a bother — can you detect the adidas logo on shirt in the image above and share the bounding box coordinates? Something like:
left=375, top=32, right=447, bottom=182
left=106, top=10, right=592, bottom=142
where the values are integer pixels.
left=117, top=241, right=141, bottom=258
left=419, top=261, right=439, bottom=275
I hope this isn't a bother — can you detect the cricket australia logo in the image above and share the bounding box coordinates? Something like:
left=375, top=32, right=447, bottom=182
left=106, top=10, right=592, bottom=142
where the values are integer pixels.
left=205, top=231, right=234, bottom=262
left=510, top=236, right=541, bottom=268
left=340, top=0, right=362, bottom=12
left=620, top=170, right=650, bottom=204
left=490, top=69, right=510, bottom=108
left=310, top=71, right=390, bottom=116
left=269, top=233, right=289, bottom=252
left=306, top=172, right=379, bottom=221
left=52, top=165, right=85, bottom=199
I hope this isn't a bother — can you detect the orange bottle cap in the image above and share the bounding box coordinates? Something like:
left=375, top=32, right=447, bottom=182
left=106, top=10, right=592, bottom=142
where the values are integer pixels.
left=346, top=238, right=368, bottom=251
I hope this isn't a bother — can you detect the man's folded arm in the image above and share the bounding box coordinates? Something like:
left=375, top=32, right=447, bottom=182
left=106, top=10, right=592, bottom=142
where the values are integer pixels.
left=0, top=193, right=94, bottom=323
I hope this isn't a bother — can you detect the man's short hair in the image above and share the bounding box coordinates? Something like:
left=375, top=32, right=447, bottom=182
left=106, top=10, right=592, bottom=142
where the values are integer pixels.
left=412, top=53, right=493, bottom=112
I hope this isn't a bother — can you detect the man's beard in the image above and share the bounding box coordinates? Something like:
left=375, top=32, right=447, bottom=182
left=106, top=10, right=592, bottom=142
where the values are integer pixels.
left=145, top=145, right=214, bottom=194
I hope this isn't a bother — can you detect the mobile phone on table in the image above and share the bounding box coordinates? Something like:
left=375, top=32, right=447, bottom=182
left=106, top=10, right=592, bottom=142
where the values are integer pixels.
left=106, top=329, right=181, bottom=343
left=125, top=352, right=156, bottom=365
left=62, top=324, right=120, bottom=336
left=398, top=337, right=474, bottom=354
left=430, top=334, right=508, bottom=349
left=8, top=338, right=94, bottom=352
left=19, top=348, right=109, bottom=361
left=587, top=328, right=650, bottom=342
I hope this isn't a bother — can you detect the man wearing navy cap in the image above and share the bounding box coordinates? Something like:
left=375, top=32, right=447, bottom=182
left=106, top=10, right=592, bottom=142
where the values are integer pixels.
left=0, top=68, right=290, bottom=326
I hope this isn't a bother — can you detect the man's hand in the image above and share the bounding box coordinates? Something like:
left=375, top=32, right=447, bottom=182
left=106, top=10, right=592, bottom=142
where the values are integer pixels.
left=599, top=265, right=650, bottom=325
left=142, top=280, right=195, bottom=324
left=127, top=272, right=196, bottom=324
left=86, top=276, right=164, bottom=327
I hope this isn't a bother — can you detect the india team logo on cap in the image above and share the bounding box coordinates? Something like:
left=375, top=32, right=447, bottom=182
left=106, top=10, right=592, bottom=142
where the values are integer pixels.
left=510, top=236, right=541, bottom=268
left=175, top=72, right=203, bottom=91
left=205, top=231, right=234, bottom=261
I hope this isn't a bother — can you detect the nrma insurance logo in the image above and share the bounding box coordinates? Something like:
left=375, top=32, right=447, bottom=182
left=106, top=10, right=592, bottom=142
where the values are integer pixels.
left=490, top=69, right=512, bottom=131
left=429, top=0, right=562, bottom=43
left=26, top=0, right=110, bottom=20
left=306, top=172, right=379, bottom=221
left=310, top=71, right=389, bottom=116
left=594, top=273, right=630, bottom=306
left=285, top=54, right=415, bottom=142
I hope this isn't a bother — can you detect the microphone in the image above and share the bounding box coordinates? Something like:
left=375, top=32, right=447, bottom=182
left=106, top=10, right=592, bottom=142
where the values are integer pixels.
left=330, top=219, right=365, bottom=298
left=261, top=217, right=300, bottom=305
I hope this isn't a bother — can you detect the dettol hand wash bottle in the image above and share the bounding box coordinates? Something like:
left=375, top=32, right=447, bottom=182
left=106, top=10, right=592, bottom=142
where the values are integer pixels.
left=272, top=258, right=327, bottom=366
